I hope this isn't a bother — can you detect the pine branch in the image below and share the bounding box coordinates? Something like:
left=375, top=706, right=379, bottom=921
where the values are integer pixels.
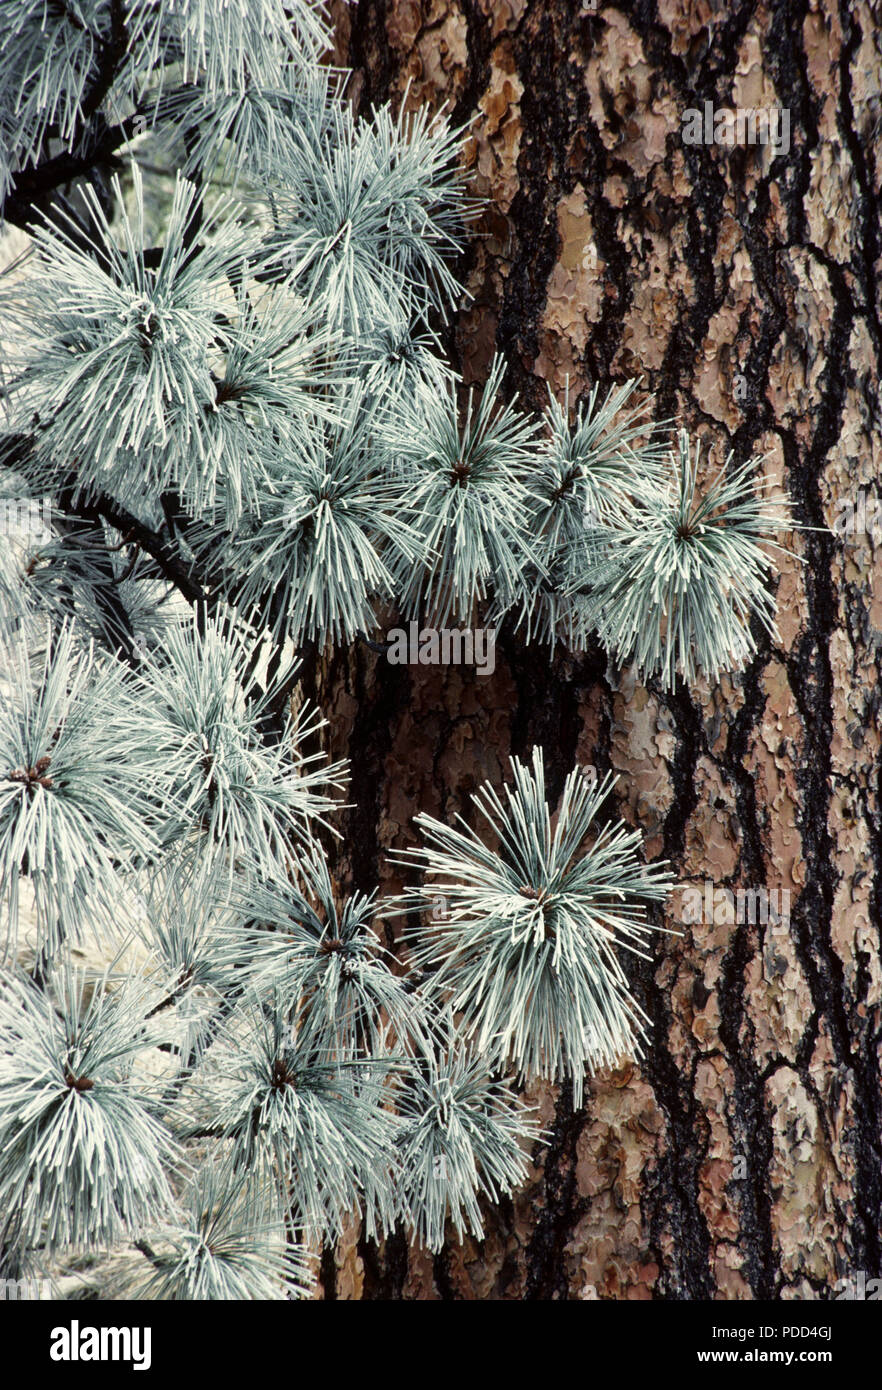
left=0, top=622, right=171, bottom=958
left=1, top=116, right=138, bottom=234
left=577, top=430, right=796, bottom=689
left=130, top=1162, right=314, bottom=1300
left=392, top=749, right=676, bottom=1105
left=395, top=1022, right=542, bottom=1252
left=0, top=963, right=179, bottom=1254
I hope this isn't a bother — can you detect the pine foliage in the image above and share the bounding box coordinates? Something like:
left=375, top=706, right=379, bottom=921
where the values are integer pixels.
left=0, top=0, right=797, bottom=1297
left=394, top=750, right=675, bottom=1105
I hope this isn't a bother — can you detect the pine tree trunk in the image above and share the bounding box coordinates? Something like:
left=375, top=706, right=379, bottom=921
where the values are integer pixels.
left=318, top=0, right=882, bottom=1299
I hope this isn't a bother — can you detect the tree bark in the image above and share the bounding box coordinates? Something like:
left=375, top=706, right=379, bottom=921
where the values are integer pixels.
left=319, top=0, right=882, bottom=1299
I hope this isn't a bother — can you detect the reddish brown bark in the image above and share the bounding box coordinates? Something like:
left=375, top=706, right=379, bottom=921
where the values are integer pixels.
left=316, top=0, right=882, bottom=1300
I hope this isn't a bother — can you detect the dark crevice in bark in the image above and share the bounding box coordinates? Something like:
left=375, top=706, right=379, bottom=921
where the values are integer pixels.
left=524, top=1079, right=590, bottom=1299
left=451, top=1, right=495, bottom=131
left=628, top=676, right=718, bottom=1297
left=497, top=627, right=605, bottom=806
left=712, top=654, right=779, bottom=1297
left=432, top=1246, right=457, bottom=1300
left=492, top=1194, right=522, bottom=1297
left=357, top=1224, right=409, bottom=1300
left=328, top=641, right=412, bottom=901
left=319, top=1243, right=338, bottom=1301
left=496, top=5, right=572, bottom=407
left=348, top=0, right=394, bottom=112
